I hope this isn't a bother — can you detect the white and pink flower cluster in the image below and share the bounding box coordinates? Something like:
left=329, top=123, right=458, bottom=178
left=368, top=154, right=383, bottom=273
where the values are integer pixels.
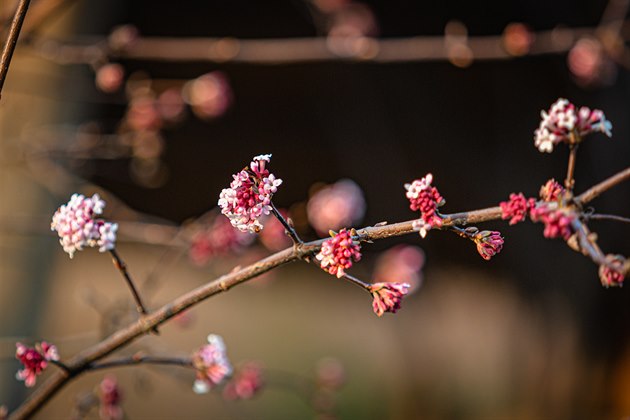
left=192, top=334, right=233, bottom=394
left=51, top=193, right=118, bottom=258
left=405, top=173, right=445, bottom=238
left=15, top=341, right=59, bottom=387
left=534, top=98, right=612, bottom=153
left=316, top=228, right=362, bottom=278
left=218, top=154, right=283, bottom=233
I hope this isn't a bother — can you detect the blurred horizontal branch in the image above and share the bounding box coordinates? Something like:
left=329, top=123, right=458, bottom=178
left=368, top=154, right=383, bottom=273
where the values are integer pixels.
left=24, top=21, right=630, bottom=67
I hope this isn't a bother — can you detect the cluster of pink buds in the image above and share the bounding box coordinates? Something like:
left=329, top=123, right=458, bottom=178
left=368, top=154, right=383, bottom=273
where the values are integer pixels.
left=534, top=98, right=612, bottom=153
left=500, top=193, right=536, bottom=225
left=539, top=179, right=565, bottom=202
left=368, top=282, right=410, bottom=317
left=599, top=255, right=626, bottom=288
left=51, top=194, right=118, bottom=258
left=99, top=375, right=123, bottom=420
left=405, top=173, right=445, bottom=238
left=223, top=362, right=264, bottom=401
left=530, top=204, right=576, bottom=240
left=192, top=334, right=233, bottom=394
left=218, top=154, right=283, bottom=233
left=316, top=228, right=362, bottom=278
left=15, top=341, right=59, bottom=387
left=473, top=230, right=504, bottom=261
left=189, top=215, right=254, bottom=265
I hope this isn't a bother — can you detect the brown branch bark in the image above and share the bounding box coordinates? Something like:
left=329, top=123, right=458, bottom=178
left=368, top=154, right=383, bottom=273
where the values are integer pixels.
left=0, top=0, right=31, bottom=100
left=9, top=166, right=630, bottom=419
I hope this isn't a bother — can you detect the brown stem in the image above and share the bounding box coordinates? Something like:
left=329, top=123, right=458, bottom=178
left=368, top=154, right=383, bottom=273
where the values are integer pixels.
left=341, top=273, right=371, bottom=291
left=570, top=219, right=610, bottom=268
left=10, top=166, right=630, bottom=419
left=270, top=201, right=302, bottom=245
left=0, top=0, right=31, bottom=100
left=109, top=249, right=149, bottom=318
left=565, top=145, right=578, bottom=192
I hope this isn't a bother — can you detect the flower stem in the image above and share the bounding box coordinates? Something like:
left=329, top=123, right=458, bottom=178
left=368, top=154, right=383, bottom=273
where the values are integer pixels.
left=270, top=201, right=303, bottom=245
left=341, top=273, right=371, bottom=292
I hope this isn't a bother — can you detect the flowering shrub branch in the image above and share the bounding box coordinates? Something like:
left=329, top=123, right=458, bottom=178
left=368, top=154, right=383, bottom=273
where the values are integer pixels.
left=7, top=100, right=630, bottom=419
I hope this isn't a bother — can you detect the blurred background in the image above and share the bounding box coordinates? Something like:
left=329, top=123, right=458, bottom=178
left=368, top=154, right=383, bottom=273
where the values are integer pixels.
left=1, top=0, right=630, bottom=418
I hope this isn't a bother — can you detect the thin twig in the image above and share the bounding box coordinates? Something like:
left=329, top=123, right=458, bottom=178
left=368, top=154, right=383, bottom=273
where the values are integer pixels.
left=109, top=249, right=149, bottom=317
left=585, top=213, right=630, bottom=224
left=575, top=166, right=630, bottom=205
left=270, top=201, right=302, bottom=245
left=9, top=166, right=630, bottom=420
left=88, top=355, right=192, bottom=372
left=341, top=273, right=371, bottom=291
left=0, top=0, right=31, bottom=100
left=570, top=218, right=610, bottom=268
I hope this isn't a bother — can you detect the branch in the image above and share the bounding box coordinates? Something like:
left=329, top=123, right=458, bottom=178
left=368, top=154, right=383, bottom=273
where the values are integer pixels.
left=9, top=166, right=630, bottom=419
left=585, top=213, right=630, bottom=224
left=24, top=22, right=630, bottom=66
left=0, top=0, right=31, bottom=100
left=575, top=166, right=630, bottom=205
left=88, top=355, right=192, bottom=372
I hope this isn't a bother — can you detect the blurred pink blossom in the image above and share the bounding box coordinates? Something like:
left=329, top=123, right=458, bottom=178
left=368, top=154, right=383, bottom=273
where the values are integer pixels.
left=373, top=245, right=425, bottom=293
left=223, top=362, right=264, bottom=401
left=192, top=334, right=233, bottom=394
left=183, top=71, right=233, bottom=119
left=99, top=375, right=123, bottom=420
left=307, top=179, right=365, bottom=235
left=189, top=215, right=254, bottom=265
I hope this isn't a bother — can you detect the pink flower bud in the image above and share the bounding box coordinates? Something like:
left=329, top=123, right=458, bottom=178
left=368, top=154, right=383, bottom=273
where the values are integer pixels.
left=474, top=230, right=504, bottom=261
left=316, top=228, right=361, bottom=278
left=99, top=375, right=123, bottom=420
left=405, top=173, right=444, bottom=237
left=369, top=282, right=410, bottom=316
left=500, top=193, right=536, bottom=225
left=539, top=179, right=565, bottom=202
left=599, top=254, right=626, bottom=288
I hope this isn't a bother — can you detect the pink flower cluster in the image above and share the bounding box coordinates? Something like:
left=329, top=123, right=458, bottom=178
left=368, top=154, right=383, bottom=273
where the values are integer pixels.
left=316, top=228, right=361, bottom=278
left=223, top=362, right=264, bottom=401
left=369, top=282, right=410, bottom=317
left=599, top=255, right=626, bottom=288
left=500, top=193, right=536, bottom=225
left=530, top=204, right=575, bottom=240
left=51, top=193, right=118, bottom=258
left=99, top=375, right=123, bottom=420
left=192, top=334, right=233, bottom=394
left=534, top=98, right=612, bottom=153
left=474, top=230, right=504, bottom=260
left=539, top=179, right=565, bottom=202
left=189, top=216, right=254, bottom=265
left=218, top=154, right=283, bottom=233
left=405, top=173, right=445, bottom=238
left=15, top=341, right=59, bottom=387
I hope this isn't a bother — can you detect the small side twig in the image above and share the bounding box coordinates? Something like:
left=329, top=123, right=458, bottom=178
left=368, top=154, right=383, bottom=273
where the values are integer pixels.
left=88, top=355, right=192, bottom=372
left=270, top=201, right=303, bottom=245
left=341, top=273, right=371, bottom=292
left=108, top=249, right=157, bottom=334
left=0, top=0, right=31, bottom=100
left=584, top=213, right=630, bottom=224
